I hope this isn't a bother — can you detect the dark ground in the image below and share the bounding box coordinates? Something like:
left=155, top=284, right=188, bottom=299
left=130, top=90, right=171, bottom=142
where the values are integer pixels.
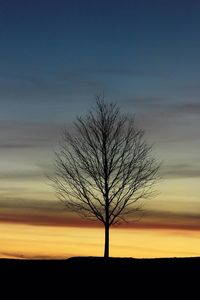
left=2, top=255, right=200, bottom=272
left=1, top=257, right=199, bottom=295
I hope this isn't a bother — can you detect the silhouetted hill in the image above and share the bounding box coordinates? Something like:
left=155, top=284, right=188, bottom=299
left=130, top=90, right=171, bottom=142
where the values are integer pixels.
left=1, top=255, right=200, bottom=270
left=1, top=256, right=200, bottom=277
left=1, top=257, right=200, bottom=293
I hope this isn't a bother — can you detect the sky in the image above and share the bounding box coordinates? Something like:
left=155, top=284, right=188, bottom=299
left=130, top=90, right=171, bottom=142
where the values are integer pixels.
left=0, top=0, right=200, bottom=258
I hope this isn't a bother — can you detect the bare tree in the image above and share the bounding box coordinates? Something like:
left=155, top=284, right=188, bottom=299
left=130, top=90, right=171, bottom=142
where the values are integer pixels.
left=52, top=96, right=160, bottom=258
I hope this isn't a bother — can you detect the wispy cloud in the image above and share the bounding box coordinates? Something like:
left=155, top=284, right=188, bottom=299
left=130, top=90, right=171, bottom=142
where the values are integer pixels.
left=1, top=197, right=200, bottom=231
left=161, top=163, right=200, bottom=179
left=127, top=98, right=200, bottom=146
left=0, top=70, right=109, bottom=103
left=0, top=170, right=44, bottom=180
left=0, top=121, right=62, bottom=149
left=176, top=83, right=200, bottom=97
left=0, top=198, right=60, bottom=210
left=0, top=252, right=67, bottom=259
left=0, top=143, right=42, bottom=149
left=172, top=102, right=200, bottom=115
left=92, top=67, right=169, bottom=78
left=0, top=209, right=90, bottom=228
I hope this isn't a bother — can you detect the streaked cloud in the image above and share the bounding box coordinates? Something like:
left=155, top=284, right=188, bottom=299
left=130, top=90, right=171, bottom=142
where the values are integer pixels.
left=161, top=163, right=200, bottom=179
left=0, top=252, right=65, bottom=259
left=172, top=102, right=200, bottom=115
left=0, top=143, right=41, bottom=149
left=0, top=198, right=60, bottom=210
left=176, top=83, right=200, bottom=97
left=92, top=67, right=169, bottom=78
left=0, top=70, right=108, bottom=104
left=0, top=209, right=91, bottom=228
left=0, top=121, right=62, bottom=149
left=1, top=197, right=200, bottom=231
left=0, top=170, right=43, bottom=180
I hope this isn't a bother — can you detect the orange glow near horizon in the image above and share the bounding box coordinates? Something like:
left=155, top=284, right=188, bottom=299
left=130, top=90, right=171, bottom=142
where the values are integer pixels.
left=0, top=155, right=200, bottom=259
left=1, top=223, right=200, bottom=259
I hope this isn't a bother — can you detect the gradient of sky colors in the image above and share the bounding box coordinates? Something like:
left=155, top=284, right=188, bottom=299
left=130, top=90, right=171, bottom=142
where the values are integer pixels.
left=0, top=0, right=200, bottom=258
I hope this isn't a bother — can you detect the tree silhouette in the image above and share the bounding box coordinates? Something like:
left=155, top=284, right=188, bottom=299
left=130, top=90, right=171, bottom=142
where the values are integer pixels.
left=52, top=96, right=160, bottom=258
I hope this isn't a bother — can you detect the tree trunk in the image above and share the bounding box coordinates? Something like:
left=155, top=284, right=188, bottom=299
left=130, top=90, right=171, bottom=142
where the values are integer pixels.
left=104, top=223, right=109, bottom=258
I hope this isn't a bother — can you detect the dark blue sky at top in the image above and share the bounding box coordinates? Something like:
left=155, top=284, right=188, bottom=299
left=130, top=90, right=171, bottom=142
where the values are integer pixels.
left=0, top=0, right=200, bottom=122
left=0, top=1, right=200, bottom=213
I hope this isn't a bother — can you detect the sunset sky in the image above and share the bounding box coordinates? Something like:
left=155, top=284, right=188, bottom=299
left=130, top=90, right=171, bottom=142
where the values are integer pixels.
left=0, top=0, right=200, bottom=258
